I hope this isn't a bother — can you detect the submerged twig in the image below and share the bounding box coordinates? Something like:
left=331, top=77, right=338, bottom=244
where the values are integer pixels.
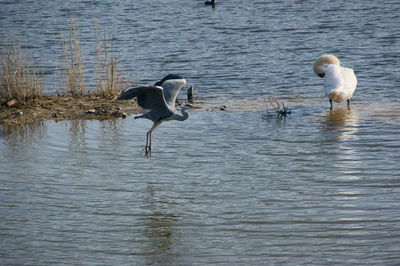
left=261, top=96, right=291, bottom=120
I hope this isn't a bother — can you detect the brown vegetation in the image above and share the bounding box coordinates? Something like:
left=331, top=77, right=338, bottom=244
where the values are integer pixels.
left=61, top=27, right=86, bottom=96
left=0, top=44, right=43, bottom=102
left=1, top=26, right=137, bottom=125
left=95, top=29, right=127, bottom=99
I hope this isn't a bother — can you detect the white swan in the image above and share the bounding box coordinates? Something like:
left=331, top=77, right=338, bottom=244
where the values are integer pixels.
left=313, top=54, right=357, bottom=109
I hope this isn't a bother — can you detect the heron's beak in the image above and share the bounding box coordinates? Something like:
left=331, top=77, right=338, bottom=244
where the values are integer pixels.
left=181, top=104, right=203, bottom=110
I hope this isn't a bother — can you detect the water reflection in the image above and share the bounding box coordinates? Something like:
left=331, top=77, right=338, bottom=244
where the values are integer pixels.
left=319, top=109, right=368, bottom=226
left=0, top=122, right=47, bottom=145
left=68, top=120, right=87, bottom=153
left=0, top=119, right=127, bottom=162
left=142, top=183, right=182, bottom=265
left=322, top=108, right=363, bottom=185
left=0, top=123, right=47, bottom=162
left=98, top=119, right=125, bottom=149
left=323, top=108, right=359, bottom=142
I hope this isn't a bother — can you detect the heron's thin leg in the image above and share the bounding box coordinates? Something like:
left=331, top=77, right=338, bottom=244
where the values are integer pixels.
left=329, top=99, right=333, bottom=110
left=149, top=132, right=152, bottom=154
left=148, top=132, right=153, bottom=157
left=347, top=99, right=351, bottom=109
left=145, top=131, right=151, bottom=158
left=144, top=122, right=161, bottom=158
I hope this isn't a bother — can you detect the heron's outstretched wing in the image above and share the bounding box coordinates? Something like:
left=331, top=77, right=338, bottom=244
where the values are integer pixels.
left=153, top=74, right=187, bottom=108
left=159, top=78, right=187, bottom=108
left=154, top=74, right=184, bottom=86
left=117, top=86, right=169, bottom=111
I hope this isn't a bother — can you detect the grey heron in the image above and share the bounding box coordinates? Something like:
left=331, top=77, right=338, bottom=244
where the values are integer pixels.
left=116, top=74, right=192, bottom=157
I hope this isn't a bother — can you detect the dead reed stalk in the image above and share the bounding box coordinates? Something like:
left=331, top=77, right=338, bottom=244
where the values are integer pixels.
left=61, top=26, right=85, bottom=97
left=0, top=44, right=43, bottom=102
left=95, top=29, right=125, bottom=99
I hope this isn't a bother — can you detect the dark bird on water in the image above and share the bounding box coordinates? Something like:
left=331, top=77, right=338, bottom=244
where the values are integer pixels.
left=187, top=85, right=194, bottom=102
left=204, top=0, right=216, bottom=7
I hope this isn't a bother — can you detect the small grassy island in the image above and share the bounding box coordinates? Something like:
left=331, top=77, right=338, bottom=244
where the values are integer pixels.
left=1, top=28, right=141, bottom=126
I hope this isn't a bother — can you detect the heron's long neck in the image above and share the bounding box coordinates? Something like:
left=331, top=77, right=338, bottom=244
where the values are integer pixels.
left=174, top=109, right=189, bottom=121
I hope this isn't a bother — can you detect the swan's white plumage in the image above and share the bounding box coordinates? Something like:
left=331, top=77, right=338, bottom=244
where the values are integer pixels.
left=314, top=54, right=357, bottom=104
left=313, top=54, right=340, bottom=75
left=323, top=64, right=357, bottom=103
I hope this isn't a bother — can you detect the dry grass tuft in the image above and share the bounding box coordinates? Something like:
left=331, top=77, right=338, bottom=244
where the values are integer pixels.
left=0, top=44, right=43, bottom=102
left=61, top=26, right=85, bottom=97
left=2, top=24, right=133, bottom=106
left=60, top=26, right=131, bottom=99
left=94, top=29, right=126, bottom=99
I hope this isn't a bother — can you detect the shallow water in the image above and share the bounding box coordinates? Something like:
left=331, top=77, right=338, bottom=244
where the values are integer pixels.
left=1, top=0, right=400, bottom=265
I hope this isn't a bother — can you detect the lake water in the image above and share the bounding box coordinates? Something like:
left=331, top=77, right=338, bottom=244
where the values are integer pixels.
left=1, top=0, right=400, bottom=265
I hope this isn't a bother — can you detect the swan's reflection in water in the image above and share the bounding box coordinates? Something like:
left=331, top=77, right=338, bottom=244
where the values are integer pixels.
left=324, top=108, right=359, bottom=142
left=320, top=108, right=371, bottom=229
left=321, top=107, right=362, bottom=180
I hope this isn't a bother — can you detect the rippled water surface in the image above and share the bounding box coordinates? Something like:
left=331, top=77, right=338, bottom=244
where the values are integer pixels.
left=1, top=0, right=400, bottom=265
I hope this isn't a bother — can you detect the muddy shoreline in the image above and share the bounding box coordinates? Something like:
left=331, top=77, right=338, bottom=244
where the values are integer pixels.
left=0, top=95, right=142, bottom=125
